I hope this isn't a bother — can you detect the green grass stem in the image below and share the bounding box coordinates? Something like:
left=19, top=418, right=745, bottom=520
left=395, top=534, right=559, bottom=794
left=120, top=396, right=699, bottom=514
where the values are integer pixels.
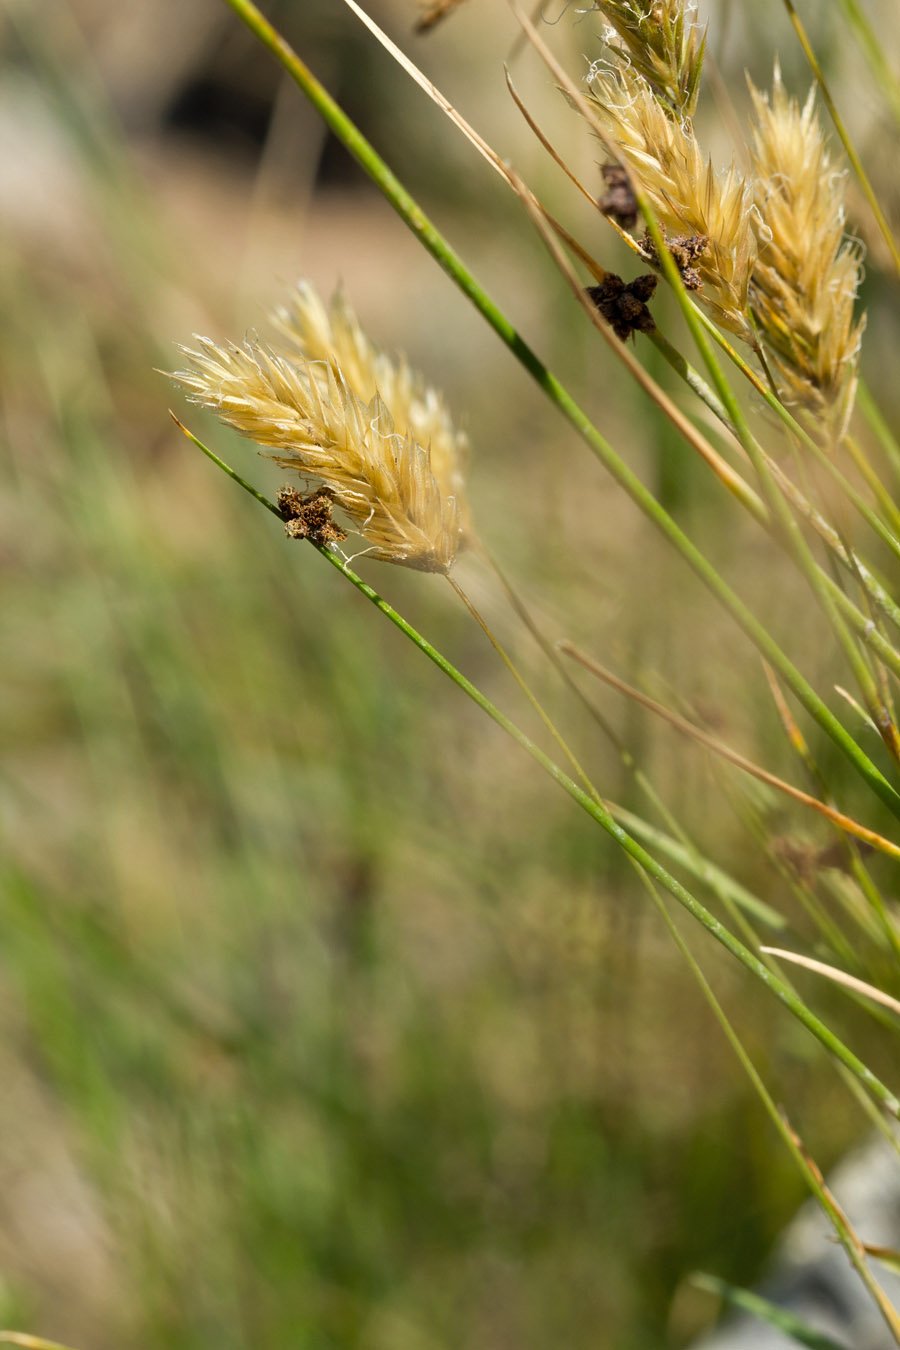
left=645, top=889, right=900, bottom=1348
left=178, top=419, right=900, bottom=1119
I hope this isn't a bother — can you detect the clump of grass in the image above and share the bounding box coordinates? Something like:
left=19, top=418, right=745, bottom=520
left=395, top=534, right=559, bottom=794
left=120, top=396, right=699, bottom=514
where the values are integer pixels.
left=190, top=0, right=900, bottom=1341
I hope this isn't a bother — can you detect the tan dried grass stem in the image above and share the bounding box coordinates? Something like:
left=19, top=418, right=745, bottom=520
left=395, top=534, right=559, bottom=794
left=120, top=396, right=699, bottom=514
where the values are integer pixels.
left=560, top=642, right=900, bottom=863
left=760, top=949, right=900, bottom=1019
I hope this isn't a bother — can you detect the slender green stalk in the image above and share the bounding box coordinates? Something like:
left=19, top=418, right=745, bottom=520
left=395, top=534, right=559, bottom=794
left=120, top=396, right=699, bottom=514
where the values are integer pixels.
left=656, top=317, right=900, bottom=668
left=178, top=420, right=900, bottom=1118
left=219, top=0, right=900, bottom=821
left=832, top=0, right=900, bottom=129
left=608, top=803, right=788, bottom=932
left=481, top=542, right=787, bottom=935
left=689, top=312, right=900, bottom=576
left=692, top=1275, right=864, bottom=1349
left=845, top=433, right=900, bottom=541
left=859, top=379, right=900, bottom=487
left=445, top=572, right=603, bottom=808
left=659, top=268, right=899, bottom=759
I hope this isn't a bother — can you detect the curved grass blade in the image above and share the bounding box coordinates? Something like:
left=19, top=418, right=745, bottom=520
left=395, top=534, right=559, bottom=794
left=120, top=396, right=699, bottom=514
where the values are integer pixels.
left=692, top=1275, right=850, bottom=1350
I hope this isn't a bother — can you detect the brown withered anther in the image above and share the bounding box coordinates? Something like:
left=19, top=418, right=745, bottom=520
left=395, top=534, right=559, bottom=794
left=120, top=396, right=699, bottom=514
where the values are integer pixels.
left=598, top=163, right=638, bottom=230
left=637, top=228, right=709, bottom=290
left=586, top=272, right=658, bottom=342
left=277, top=485, right=348, bottom=546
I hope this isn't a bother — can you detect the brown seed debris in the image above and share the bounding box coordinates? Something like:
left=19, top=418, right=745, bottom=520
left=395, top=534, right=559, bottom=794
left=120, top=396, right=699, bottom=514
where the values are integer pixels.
left=598, top=163, right=638, bottom=230
left=637, top=229, right=709, bottom=290
left=586, top=272, right=657, bottom=341
left=277, top=486, right=348, bottom=547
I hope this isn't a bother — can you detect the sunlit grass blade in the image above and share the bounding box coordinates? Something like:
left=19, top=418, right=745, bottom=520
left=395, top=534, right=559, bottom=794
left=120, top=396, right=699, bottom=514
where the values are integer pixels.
left=761, top=949, right=900, bottom=1020
left=0, top=1335, right=82, bottom=1350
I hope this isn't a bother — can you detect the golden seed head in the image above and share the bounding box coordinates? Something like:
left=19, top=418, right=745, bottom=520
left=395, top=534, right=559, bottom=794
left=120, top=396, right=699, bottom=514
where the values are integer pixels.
left=586, top=64, right=756, bottom=340
left=169, top=285, right=466, bottom=573
left=271, top=282, right=470, bottom=514
left=590, top=0, right=706, bottom=120
left=749, top=69, right=865, bottom=436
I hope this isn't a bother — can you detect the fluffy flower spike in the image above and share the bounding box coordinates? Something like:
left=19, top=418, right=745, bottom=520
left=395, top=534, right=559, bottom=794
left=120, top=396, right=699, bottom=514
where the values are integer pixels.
left=169, top=285, right=467, bottom=573
left=749, top=68, right=865, bottom=437
left=586, top=64, right=756, bottom=341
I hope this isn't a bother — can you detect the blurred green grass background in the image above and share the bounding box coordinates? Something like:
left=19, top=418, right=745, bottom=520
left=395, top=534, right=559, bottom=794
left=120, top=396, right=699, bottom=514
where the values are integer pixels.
left=3, top=1, right=900, bottom=1346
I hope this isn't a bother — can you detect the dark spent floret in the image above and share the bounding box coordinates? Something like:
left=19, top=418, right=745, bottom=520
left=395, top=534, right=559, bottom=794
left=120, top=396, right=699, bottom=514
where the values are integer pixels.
left=598, top=163, right=638, bottom=229
left=586, top=272, right=658, bottom=341
left=637, top=229, right=709, bottom=290
left=277, top=485, right=348, bottom=546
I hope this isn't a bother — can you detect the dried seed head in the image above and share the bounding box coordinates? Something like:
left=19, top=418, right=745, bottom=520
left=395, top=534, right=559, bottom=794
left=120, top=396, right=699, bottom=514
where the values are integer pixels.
left=749, top=70, right=865, bottom=437
left=271, top=282, right=470, bottom=520
left=585, top=64, right=756, bottom=340
left=586, top=271, right=657, bottom=340
left=169, top=286, right=466, bottom=573
left=590, top=0, right=706, bottom=120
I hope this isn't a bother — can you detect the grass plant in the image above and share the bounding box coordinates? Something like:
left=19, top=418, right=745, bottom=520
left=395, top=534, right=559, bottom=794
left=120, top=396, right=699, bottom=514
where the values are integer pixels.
left=6, top=0, right=900, bottom=1346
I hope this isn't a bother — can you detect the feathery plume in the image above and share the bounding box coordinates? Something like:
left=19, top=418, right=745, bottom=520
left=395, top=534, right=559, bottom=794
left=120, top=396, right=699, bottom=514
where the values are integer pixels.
left=169, top=286, right=465, bottom=573
left=585, top=63, right=756, bottom=340
left=749, top=70, right=865, bottom=438
left=271, top=282, right=469, bottom=512
left=590, top=0, right=706, bottom=120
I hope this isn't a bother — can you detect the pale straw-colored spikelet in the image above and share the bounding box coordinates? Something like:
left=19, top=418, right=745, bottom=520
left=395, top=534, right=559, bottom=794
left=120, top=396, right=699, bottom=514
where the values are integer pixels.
left=586, top=64, right=756, bottom=341
left=170, top=295, right=464, bottom=573
left=749, top=70, right=865, bottom=438
left=590, top=0, right=706, bottom=119
left=270, top=282, right=469, bottom=512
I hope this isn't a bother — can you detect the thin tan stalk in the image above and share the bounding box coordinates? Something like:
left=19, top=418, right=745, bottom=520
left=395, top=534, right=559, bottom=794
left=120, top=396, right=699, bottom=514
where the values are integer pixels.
left=761, top=949, right=900, bottom=1019
left=560, top=642, right=900, bottom=864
